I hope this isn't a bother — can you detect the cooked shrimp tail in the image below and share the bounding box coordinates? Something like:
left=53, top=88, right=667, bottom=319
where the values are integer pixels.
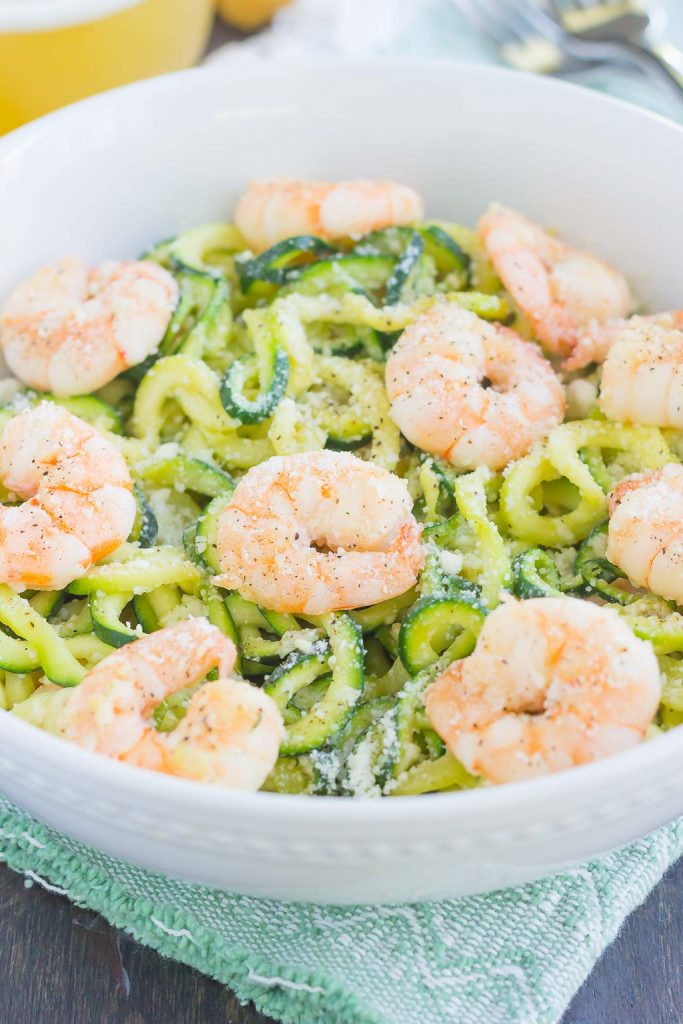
left=0, top=258, right=178, bottom=396
left=57, top=619, right=283, bottom=790
left=0, top=402, right=135, bottom=590
left=235, top=178, right=425, bottom=251
left=385, top=302, right=564, bottom=471
left=477, top=204, right=631, bottom=357
left=425, top=596, right=660, bottom=783
left=607, top=464, right=683, bottom=605
left=564, top=311, right=683, bottom=372
left=215, top=450, right=423, bottom=614
left=596, top=316, right=683, bottom=427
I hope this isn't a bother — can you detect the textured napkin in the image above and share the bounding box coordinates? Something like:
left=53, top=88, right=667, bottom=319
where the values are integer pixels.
left=1, top=798, right=681, bottom=1024
left=3, top=4, right=683, bottom=1024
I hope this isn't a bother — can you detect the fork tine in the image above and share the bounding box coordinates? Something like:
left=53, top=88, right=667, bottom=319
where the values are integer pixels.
left=552, top=0, right=622, bottom=8
left=502, top=0, right=567, bottom=41
left=451, top=0, right=508, bottom=48
left=472, top=0, right=551, bottom=43
left=454, top=0, right=578, bottom=74
left=453, top=0, right=529, bottom=48
left=493, top=0, right=545, bottom=35
left=541, top=0, right=566, bottom=13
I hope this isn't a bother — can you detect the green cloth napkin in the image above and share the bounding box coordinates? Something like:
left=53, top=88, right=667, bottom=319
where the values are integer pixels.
left=3, top=6, right=683, bottom=1024
left=0, top=796, right=681, bottom=1024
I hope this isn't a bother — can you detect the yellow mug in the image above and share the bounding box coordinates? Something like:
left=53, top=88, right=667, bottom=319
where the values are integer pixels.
left=217, top=0, right=291, bottom=30
left=0, top=0, right=215, bottom=135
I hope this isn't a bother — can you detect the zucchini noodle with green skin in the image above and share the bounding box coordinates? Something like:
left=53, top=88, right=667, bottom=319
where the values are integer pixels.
left=0, top=183, right=681, bottom=796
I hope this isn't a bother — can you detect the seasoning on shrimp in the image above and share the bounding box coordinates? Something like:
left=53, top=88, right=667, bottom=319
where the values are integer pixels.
left=607, top=464, right=683, bottom=605
left=57, top=619, right=284, bottom=790
left=564, top=311, right=683, bottom=371
left=214, top=450, right=423, bottom=614
left=0, top=257, right=178, bottom=396
left=385, top=302, right=565, bottom=471
left=477, top=204, right=631, bottom=357
left=598, top=317, right=683, bottom=426
left=235, top=177, right=424, bottom=252
left=424, top=596, right=660, bottom=784
left=0, top=402, right=135, bottom=590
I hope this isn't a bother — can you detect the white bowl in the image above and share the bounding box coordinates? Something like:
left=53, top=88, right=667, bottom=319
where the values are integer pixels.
left=1, top=59, right=682, bottom=905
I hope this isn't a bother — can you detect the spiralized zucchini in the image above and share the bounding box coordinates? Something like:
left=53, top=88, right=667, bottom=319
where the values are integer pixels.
left=501, top=421, right=671, bottom=548
left=3, top=217, right=682, bottom=799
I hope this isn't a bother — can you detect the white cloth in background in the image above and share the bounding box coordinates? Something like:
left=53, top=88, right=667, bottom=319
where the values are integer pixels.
left=206, top=0, right=683, bottom=122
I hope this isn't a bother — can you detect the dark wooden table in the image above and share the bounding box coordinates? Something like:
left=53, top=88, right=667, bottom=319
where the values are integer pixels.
left=1, top=855, right=681, bottom=1023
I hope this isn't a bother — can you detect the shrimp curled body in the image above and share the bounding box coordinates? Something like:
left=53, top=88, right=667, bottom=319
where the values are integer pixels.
left=0, top=258, right=178, bottom=396
left=56, top=620, right=284, bottom=790
left=597, top=316, right=683, bottom=427
left=564, top=311, right=683, bottom=372
left=385, top=303, right=565, bottom=471
left=477, top=204, right=631, bottom=357
left=425, top=597, right=660, bottom=784
left=0, top=403, right=135, bottom=590
left=215, top=450, right=423, bottom=614
left=607, top=464, right=683, bottom=605
left=235, top=177, right=425, bottom=252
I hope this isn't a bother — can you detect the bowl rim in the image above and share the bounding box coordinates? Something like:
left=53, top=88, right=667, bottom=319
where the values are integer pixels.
left=2, top=698, right=681, bottom=824
left=2, top=55, right=683, bottom=826
left=2, top=54, right=683, bottom=158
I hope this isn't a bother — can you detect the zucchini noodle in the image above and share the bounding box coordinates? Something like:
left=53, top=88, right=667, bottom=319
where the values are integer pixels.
left=501, top=421, right=671, bottom=548
left=2, top=212, right=681, bottom=800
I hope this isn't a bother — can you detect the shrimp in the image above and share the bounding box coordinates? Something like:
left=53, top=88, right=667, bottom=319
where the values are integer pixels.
left=0, top=257, right=178, bottom=396
left=0, top=402, right=135, bottom=590
left=385, top=302, right=564, bottom=471
left=214, top=450, right=423, bottom=614
left=565, top=311, right=683, bottom=371
left=607, top=464, right=683, bottom=604
left=425, top=596, right=660, bottom=784
left=235, top=178, right=424, bottom=252
left=477, top=204, right=631, bottom=357
left=56, top=619, right=284, bottom=790
left=597, top=317, right=683, bottom=427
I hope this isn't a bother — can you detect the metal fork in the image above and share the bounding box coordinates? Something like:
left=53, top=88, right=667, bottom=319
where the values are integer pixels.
left=452, top=0, right=608, bottom=76
left=455, top=0, right=683, bottom=103
left=540, top=0, right=683, bottom=101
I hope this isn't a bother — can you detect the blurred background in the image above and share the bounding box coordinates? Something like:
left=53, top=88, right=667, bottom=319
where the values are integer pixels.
left=0, top=0, right=274, bottom=134
left=1, top=0, right=682, bottom=135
